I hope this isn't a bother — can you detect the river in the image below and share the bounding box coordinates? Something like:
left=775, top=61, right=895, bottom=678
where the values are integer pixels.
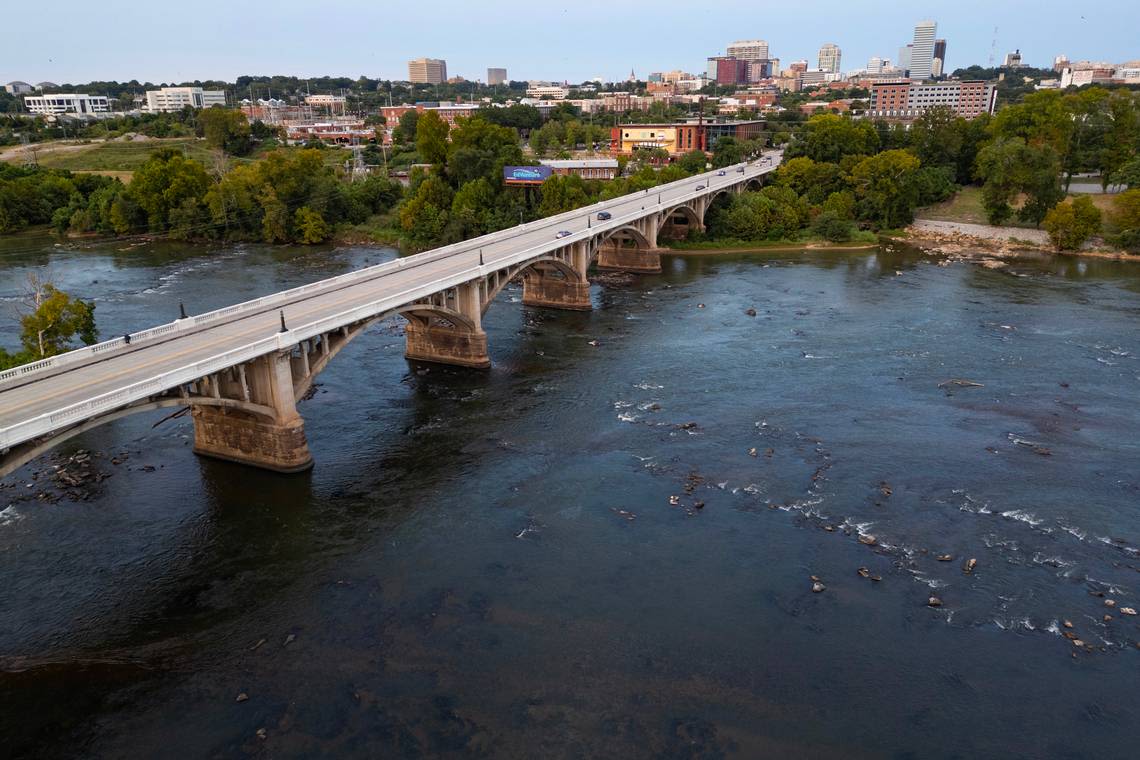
left=1, top=232, right=1138, bottom=758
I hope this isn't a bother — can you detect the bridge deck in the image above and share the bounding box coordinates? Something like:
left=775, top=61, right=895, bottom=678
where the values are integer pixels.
left=0, top=155, right=780, bottom=449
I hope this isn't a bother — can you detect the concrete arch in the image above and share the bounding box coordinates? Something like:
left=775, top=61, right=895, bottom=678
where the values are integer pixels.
left=398, top=304, right=477, bottom=332
left=481, top=256, right=583, bottom=309
left=658, top=203, right=703, bottom=241
left=0, top=396, right=277, bottom=479
left=592, top=225, right=651, bottom=261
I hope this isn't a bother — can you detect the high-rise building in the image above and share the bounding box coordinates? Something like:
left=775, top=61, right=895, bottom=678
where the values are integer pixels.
left=818, top=43, right=842, bottom=74
left=728, top=40, right=770, bottom=61
left=487, top=68, right=507, bottom=86
left=707, top=57, right=749, bottom=86
left=898, top=45, right=913, bottom=74
left=1004, top=50, right=1023, bottom=68
left=1053, top=54, right=1070, bottom=73
left=909, top=21, right=937, bottom=80
left=867, top=56, right=885, bottom=74
left=933, top=39, right=947, bottom=73
left=408, top=58, right=448, bottom=84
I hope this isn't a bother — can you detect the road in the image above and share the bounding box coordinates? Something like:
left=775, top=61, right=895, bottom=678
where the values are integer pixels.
left=0, top=153, right=782, bottom=450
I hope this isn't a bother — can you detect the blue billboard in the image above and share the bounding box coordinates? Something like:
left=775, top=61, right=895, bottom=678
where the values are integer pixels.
left=503, top=165, right=552, bottom=184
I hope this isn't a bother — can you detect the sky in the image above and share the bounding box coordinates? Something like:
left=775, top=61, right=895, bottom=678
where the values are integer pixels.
left=3, top=1, right=1137, bottom=86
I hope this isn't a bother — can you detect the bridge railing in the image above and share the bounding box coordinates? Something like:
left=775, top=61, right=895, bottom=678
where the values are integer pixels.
left=0, top=155, right=781, bottom=395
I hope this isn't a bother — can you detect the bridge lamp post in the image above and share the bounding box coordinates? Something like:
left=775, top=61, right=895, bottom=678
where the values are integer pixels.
left=279, top=311, right=288, bottom=333
left=178, top=301, right=188, bottom=320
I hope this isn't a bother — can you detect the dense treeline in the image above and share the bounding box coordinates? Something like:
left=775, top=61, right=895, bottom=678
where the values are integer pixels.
left=0, top=148, right=402, bottom=244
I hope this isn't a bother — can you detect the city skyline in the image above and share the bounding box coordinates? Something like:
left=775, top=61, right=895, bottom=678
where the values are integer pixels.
left=2, top=1, right=1138, bottom=85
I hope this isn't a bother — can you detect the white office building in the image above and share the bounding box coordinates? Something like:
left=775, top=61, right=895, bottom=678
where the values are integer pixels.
left=728, top=40, right=770, bottom=61
left=909, top=21, right=937, bottom=80
left=818, top=43, right=842, bottom=74
left=5, top=81, right=34, bottom=95
left=23, top=93, right=110, bottom=116
left=144, top=87, right=227, bottom=113
left=525, top=84, right=570, bottom=99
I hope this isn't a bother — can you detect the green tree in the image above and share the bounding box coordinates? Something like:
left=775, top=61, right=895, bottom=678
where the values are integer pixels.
left=415, top=111, right=450, bottom=166
left=198, top=107, right=252, bottom=156
left=812, top=211, right=854, bottom=242
left=127, top=148, right=211, bottom=232
left=790, top=113, right=879, bottom=164
left=678, top=150, right=708, bottom=173
left=451, top=178, right=497, bottom=237
left=1043, top=196, right=1102, bottom=250
left=17, top=275, right=98, bottom=360
left=712, top=137, right=744, bottom=167
left=537, top=174, right=590, bottom=217
left=975, top=137, right=1027, bottom=225
left=399, top=174, right=453, bottom=246
left=774, top=156, right=845, bottom=204
left=293, top=206, right=330, bottom=244
left=1117, top=157, right=1140, bottom=189
left=850, top=149, right=921, bottom=229
left=1017, top=144, right=1064, bottom=227
left=1109, top=189, right=1140, bottom=251
left=909, top=106, right=962, bottom=170
left=394, top=110, right=420, bottom=145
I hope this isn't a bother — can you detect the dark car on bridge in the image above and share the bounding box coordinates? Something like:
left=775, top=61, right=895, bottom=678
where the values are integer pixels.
left=556, top=230, right=572, bottom=238
left=717, top=170, right=726, bottom=176
left=695, top=184, right=705, bottom=190
left=597, top=211, right=612, bottom=220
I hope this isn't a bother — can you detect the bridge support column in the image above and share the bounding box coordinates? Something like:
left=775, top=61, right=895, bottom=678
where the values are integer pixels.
left=522, top=247, right=591, bottom=310
left=404, top=283, right=490, bottom=368
left=596, top=245, right=662, bottom=274
left=596, top=217, right=664, bottom=273
left=191, top=352, right=313, bottom=473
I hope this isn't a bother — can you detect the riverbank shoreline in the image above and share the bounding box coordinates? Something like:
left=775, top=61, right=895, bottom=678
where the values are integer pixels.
left=893, top=220, right=1140, bottom=264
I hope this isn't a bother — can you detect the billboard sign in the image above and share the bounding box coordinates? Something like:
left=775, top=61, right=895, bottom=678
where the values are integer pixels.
left=503, top=165, right=552, bottom=185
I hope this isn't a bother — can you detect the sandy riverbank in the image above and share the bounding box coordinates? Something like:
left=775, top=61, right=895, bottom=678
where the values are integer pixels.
left=895, top=219, right=1140, bottom=264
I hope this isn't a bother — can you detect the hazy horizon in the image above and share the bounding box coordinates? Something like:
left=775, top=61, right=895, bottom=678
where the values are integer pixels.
left=3, top=1, right=1137, bottom=86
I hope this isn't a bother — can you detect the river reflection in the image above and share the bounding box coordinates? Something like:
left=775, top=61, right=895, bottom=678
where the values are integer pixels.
left=1, top=233, right=1139, bottom=758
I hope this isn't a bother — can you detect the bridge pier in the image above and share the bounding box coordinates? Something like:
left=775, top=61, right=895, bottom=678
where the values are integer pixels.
left=191, top=351, right=313, bottom=473
left=404, top=282, right=491, bottom=368
left=522, top=264, right=591, bottom=311
left=596, top=244, right=662, bottom=274
left=596, top=215, right=664, bottom=274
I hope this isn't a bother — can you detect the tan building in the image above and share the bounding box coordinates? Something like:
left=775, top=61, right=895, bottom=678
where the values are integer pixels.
left=408, top=58, right=448, bottom=84
left=487, top=67, right=507, bottom=85
left=610, top=120, right=765, bottom=157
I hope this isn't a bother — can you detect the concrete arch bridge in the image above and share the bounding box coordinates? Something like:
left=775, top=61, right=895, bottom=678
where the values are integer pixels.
left=0, top=152, right=781, bottom=476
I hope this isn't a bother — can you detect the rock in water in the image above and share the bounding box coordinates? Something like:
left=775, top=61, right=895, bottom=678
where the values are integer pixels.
left=963, top=558, right=977, bottom=574
left=858, top=534, right=878, bottom=546
left=236, top=693, right=249, bottom=703
left=927, top=596, right=943, bottom=607
left=811, top=582, right=826, bottom=593
left=1121, top=607, right=1137, bottom=616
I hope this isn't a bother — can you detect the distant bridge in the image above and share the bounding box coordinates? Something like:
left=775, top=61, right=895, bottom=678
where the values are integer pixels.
left=0, top=151, right=782, bottom=475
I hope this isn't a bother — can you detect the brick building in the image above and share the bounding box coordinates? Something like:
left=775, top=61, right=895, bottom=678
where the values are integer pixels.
left=869, top=80, right=997, bottom=120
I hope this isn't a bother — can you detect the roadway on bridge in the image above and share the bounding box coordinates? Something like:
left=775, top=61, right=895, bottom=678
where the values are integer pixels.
left=0, top=154, right=781, bottom=446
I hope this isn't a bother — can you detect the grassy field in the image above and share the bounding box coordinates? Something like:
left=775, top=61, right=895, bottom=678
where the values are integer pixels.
left=32, top=138, right=217, bottom=172
left=917, top=185, right=1123, bottom=233
left=15, top=137, right=353, bottom=182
